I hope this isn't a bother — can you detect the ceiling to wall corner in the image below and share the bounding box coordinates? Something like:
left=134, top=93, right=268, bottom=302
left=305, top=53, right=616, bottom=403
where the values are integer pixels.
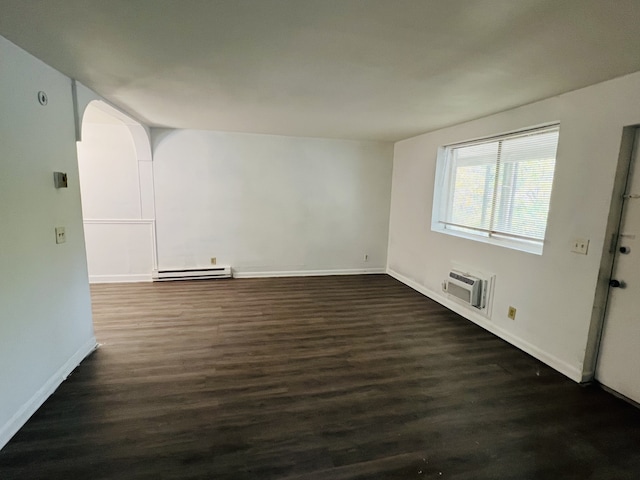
left=2, top=0, right=640, bottom=141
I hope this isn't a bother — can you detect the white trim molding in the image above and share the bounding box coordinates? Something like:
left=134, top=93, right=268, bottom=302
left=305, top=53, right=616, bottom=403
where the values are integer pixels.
left=0, top=337, right=97, bottom=451
left=89, top=274, right=152, bottom=283
left=82, top=218, right=158, bottom=274
left=387, top=268, right=583, bottom=383
left=233, top=268, right=386, bottom=279
left=82, top=218, right=155, bottom=224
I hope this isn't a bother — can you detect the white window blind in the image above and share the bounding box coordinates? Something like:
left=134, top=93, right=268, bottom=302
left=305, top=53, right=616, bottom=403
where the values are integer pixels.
left=435, top=125, right=559, bottom=252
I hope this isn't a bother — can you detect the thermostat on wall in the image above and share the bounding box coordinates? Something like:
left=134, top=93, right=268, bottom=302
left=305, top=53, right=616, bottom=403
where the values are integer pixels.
left=53, top=172, right=68, bottom=188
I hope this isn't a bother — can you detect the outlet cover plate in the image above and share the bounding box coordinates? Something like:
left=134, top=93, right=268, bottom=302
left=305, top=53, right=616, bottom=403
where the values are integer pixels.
left=571, top=238, right=589, bottom=255
left=55, top=226, right=66, bottom=244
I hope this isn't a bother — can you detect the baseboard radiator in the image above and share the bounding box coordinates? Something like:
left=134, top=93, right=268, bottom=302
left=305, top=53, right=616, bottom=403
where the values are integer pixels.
left=152, top=266, right=232, bottom=281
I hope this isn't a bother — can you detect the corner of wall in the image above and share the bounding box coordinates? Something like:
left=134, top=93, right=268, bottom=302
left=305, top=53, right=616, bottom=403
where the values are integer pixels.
left=0, top=338, right=97, bottom=450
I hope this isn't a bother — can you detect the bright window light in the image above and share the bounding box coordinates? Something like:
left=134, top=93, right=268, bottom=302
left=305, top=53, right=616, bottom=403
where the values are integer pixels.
left=432, top=124, right=559, bottom=254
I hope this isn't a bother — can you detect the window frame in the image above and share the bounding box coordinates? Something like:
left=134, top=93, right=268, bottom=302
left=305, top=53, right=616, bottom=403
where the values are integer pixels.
left=431, top=124, right=559, bottom=255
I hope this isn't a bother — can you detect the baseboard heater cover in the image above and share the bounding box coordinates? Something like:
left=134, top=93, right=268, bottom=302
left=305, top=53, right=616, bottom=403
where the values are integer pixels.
left=152, top=266, right=232, bottom=281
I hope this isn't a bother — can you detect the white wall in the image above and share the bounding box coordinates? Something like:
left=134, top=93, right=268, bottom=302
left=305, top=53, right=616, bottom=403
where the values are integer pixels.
left=0, top=36, right=96, bottom=449
left=388, top=71, right=640, bottom=382
left=152, top=129, right=393, bottom=276
left=78, top=111, right=141, bottom=219
left=77, top=104, right=156, bottom=283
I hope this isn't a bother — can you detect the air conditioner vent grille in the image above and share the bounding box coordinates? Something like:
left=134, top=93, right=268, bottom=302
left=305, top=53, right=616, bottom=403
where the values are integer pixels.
left=445, top=270, right=484, bottom=309
left=447, top=282, right=472, bottom=303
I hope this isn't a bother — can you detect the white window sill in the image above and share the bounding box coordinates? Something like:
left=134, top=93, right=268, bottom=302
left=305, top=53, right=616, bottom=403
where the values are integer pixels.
left=431, top=225, right=544, bottom=255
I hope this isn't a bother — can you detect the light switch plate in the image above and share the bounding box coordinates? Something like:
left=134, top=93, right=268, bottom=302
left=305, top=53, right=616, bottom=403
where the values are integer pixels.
left=55, top=226, right=66, bottom=244
left=571, top=238, right=589, bottom=255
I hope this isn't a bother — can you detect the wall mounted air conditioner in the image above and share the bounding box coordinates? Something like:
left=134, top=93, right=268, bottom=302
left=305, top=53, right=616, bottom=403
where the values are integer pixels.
left=152, top=266, right=232, bottom=281
left=444, top=270, right=485, bottom=309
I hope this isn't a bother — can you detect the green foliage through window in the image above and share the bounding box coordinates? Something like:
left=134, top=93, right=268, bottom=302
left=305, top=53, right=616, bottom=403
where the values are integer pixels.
left=435, top=125, right=559, bottom=252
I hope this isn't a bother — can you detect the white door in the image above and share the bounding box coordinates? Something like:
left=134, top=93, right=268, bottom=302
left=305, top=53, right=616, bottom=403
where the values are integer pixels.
left=596, top=129, right=640, bottom=403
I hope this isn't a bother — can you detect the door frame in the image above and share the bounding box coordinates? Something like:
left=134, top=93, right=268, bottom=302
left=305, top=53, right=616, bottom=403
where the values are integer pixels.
left=582, top=126, right=640, bottom=383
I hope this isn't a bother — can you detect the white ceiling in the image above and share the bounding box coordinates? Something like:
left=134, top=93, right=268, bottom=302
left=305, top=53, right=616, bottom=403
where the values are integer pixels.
left=2, top=0, right=640, bottom=141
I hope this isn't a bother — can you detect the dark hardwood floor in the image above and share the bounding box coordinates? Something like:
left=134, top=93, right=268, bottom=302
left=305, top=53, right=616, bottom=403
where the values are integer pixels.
left=1, top=274, right=640, bottom=479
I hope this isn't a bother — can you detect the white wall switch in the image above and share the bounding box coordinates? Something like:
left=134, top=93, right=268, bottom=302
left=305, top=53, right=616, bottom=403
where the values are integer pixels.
left=571, top=238, right=589, bottom=255
left=55, top=226, right=66, bottom=244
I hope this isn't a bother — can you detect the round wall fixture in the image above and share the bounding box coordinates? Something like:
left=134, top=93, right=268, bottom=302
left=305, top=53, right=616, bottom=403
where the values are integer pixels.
left=37, top=91, right=48, bottom=105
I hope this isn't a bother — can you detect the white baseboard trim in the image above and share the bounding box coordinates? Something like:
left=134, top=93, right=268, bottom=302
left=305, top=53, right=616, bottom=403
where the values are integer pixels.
left=233, top=268, right=386, bottom=279
left=387, top=268, right=583, bottom=383
left=0, top=337, right=98, bottom=451
left=89, top=274, right=152, bottom=284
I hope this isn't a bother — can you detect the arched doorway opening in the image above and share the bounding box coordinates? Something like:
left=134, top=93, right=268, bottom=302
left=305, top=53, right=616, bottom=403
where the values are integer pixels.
left=76, top=100, right=157, bottom=282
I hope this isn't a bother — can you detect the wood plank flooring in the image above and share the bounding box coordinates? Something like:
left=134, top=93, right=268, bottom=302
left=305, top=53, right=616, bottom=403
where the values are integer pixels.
left=1, top=274, right=640, bottom=479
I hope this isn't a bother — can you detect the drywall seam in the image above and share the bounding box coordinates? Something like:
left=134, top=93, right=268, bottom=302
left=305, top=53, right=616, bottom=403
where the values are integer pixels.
left=387, top=268, right=583, bottom=383
left=0, top=337, right=97, bottom=451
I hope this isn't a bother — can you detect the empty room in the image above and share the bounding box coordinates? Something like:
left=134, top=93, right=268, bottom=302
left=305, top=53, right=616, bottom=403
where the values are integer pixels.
left=2, top=1, right=640, bottom=478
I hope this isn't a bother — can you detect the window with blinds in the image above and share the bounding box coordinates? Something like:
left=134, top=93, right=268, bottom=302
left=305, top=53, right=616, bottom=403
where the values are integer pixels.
left=432, top=125, right=559, bottom=254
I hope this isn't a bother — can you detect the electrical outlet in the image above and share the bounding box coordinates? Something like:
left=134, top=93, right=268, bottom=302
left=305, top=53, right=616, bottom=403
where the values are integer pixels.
left=210, top=257, right=217, bottom=265
left=508, top=306, right=517, bottom=320
left=55, top=226, right=66, bottom=244
left=571, top=238, right=589, bottom=255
